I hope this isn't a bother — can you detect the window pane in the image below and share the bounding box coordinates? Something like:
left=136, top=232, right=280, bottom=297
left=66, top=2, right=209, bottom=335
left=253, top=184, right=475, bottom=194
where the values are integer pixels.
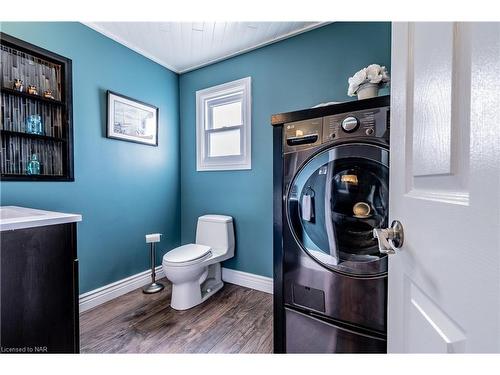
left=196, top=77, right=251, bottom=171
left=209, top=129, right=241, bottom=157
left=211, top=101, right=242, bottom=129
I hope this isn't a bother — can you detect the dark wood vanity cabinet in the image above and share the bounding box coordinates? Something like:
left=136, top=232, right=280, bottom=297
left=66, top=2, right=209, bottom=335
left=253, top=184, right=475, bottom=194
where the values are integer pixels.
left=0, top=223, right=79, bottom=353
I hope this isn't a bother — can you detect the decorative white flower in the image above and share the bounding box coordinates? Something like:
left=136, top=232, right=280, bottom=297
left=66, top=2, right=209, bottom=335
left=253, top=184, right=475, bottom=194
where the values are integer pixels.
left=366, top=64, right=383, bottom=83
left=347, top=64, right=390, bottom=97
left=347, top=68, right=368, bottom=96
left=350, top=68, right=367, bottom=86
left=380, top=66, right=390, bottom=82
left=347, top=85, right=356, bottom=97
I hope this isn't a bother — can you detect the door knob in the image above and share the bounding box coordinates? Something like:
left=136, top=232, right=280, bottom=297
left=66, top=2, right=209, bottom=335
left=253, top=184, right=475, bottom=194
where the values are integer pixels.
left=373, top=220, right=404, bottom=255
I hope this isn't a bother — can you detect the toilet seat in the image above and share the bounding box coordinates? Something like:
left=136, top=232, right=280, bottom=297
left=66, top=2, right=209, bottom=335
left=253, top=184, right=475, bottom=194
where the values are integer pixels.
left=163, top=244, right=212, bottom=267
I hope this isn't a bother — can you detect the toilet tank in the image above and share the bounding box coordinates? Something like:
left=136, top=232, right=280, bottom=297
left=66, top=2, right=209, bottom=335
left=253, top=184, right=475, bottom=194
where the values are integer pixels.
left=196, top=215, right=235, bottom=256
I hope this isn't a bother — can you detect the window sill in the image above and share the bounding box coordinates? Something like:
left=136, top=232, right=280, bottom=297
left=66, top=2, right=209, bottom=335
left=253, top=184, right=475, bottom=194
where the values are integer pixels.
left=196, top=163, right=252, bottom=172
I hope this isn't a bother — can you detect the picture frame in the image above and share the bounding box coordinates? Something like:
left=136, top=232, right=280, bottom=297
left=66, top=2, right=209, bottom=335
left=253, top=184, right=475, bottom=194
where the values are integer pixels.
left=106, top=90, right=159, bottom=146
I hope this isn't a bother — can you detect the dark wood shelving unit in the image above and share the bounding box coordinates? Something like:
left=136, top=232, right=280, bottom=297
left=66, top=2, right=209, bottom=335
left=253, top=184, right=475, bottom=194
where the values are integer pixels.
left=1, top=129, right=66, bottom=142
left=1, top=32, right=74, bottom=181
left=1, top=87, right=64, bottom=107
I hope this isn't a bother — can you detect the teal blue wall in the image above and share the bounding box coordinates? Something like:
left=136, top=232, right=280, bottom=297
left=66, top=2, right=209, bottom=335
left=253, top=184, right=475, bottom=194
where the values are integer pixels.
left=0, top=22, right=181, bottom=293
left=0, top=22, right=391, bottom=291
left=179, top=22, right=391, bottom=277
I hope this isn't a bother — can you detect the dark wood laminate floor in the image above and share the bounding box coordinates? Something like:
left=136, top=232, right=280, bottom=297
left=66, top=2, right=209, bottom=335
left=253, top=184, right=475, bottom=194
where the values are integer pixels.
left=80, top=279, right=273, bottom=353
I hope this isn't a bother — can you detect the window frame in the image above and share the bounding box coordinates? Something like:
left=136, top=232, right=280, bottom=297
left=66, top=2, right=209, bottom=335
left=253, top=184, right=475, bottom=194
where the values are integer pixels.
left=196, top=77, right=251, bottom=171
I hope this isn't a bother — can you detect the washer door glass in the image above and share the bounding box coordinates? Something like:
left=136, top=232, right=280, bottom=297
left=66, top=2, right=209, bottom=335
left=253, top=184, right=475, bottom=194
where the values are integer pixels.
left=287, top=144, right=389, bottom=276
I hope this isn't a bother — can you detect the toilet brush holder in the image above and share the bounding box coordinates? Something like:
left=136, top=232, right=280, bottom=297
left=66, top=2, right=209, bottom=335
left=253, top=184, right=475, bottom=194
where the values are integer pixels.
left=143, top=233, right=164, bottom=294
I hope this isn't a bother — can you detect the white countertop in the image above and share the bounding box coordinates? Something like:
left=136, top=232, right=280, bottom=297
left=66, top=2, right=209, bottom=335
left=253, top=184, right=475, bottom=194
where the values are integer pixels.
left=0, top=206, right=82, bottom=232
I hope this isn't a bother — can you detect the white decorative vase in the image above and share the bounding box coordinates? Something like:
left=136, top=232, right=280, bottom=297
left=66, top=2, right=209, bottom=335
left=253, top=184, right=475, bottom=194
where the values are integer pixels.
left=357, top=83, right=379, bottom=100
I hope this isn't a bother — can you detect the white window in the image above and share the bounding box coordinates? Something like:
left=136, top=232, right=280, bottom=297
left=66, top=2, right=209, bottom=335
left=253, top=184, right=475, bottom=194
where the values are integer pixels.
left=196, top=77, right=251, bottom=171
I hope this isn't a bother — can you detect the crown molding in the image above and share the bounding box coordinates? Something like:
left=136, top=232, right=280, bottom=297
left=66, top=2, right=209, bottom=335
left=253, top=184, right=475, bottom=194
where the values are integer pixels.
left=178, top=22, right=330, bottom=73
left=82, top=21, right=331, bottom=74
left=82, top=22, right=180, bottom=73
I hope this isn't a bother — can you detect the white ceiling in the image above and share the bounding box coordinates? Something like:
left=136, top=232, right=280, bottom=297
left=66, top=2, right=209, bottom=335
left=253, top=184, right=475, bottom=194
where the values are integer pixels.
left=84, top=22, right=327, bottom=73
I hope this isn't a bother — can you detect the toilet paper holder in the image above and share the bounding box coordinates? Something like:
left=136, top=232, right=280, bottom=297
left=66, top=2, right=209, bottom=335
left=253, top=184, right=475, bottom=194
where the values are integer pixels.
left=143, top=233, right=165, bottom=294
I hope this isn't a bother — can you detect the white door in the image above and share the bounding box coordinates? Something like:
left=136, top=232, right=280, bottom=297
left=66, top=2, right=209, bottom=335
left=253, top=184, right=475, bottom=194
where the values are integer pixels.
left=388, top=22, right=500, bottom=353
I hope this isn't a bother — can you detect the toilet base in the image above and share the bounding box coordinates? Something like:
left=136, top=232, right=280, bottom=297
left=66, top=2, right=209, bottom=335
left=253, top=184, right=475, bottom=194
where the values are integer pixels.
left=169, top=263, right=223, bottom=310
left=201, top=280, right=224, bottom=302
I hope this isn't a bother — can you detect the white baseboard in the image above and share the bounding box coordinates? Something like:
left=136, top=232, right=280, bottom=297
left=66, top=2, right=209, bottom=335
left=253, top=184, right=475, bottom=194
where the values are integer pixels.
left=222, top=267, right=273, bottom=294
left=79, top=265, right=272, bottom=313
left=79, top=266, right=164, bottom=313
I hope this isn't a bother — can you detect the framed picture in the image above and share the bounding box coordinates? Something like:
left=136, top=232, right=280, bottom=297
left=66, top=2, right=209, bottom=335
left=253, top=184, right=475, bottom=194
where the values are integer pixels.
left=106, top=90, right=159, bottom=146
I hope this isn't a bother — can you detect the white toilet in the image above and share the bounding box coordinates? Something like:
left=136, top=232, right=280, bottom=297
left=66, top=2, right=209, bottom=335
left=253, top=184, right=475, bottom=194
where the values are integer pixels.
left=162, top=214, right=235, bottom=310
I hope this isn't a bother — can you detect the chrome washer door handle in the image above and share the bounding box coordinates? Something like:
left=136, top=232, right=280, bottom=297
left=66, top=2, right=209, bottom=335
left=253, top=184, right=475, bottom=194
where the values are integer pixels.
left=373, top=220, right=404, bottom=255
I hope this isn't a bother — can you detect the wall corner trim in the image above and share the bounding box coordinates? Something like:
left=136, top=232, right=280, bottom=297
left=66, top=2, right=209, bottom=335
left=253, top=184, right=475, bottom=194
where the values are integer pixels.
left=221, top=267, right=273, bottom=294
left=79, top=266, right=273, bottom=313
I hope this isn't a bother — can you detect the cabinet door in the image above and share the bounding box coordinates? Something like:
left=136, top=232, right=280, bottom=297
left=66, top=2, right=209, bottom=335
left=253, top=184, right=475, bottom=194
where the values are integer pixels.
left=1, top=223, right=78, bottom=353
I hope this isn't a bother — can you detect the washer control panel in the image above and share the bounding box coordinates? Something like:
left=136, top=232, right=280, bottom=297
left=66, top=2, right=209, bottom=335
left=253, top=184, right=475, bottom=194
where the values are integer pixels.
left=323, top=106, right=389, bottom=143
left=283, top=106, right=389, bottom=153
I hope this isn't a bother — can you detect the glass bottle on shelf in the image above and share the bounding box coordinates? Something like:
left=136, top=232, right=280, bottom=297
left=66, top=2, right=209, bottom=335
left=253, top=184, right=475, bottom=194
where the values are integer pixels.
left=26, top=154, right=41, bottom=175
left=26, top=115, right=43, bottom=135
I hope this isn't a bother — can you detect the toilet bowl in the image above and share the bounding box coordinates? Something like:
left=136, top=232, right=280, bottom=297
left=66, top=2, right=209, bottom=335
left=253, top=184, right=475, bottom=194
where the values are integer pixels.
left=162, top=214, right=235, bottom=310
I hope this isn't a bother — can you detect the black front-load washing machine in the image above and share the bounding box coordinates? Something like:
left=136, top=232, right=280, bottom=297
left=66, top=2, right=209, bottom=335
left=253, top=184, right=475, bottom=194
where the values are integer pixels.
left=272, top=97, right=390, bottom=353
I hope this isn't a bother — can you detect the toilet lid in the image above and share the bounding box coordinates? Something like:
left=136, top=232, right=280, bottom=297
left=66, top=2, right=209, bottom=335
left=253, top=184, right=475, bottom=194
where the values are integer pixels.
left=163, top=244, right=212, bottom=264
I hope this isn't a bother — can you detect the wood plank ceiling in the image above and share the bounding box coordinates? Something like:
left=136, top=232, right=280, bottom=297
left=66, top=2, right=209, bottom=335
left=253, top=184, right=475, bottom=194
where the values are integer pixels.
left=85, top=22, right=326, bottom=73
